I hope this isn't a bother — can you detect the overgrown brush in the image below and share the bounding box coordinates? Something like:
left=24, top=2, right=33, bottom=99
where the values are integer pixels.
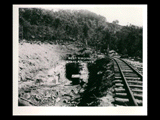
left=77, top=57, right=114, bottom=106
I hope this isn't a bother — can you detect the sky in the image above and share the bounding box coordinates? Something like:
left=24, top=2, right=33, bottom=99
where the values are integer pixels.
left=19, top=5, right=145, bottom=26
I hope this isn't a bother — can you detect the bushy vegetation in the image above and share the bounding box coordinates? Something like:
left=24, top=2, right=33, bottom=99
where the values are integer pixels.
left=77, top=57, right=114, bottom=106
left=19, top=8, right=142, bottom=58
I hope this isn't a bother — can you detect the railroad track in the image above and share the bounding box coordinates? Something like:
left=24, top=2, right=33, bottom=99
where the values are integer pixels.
left=112, top=57, right=143, bottom=106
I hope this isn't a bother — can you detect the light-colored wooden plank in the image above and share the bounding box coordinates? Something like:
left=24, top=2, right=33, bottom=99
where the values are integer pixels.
left=115, top=76, right=121, bottom=79
left=115, top=83, right=124, bottom=87
left=113, top=80, right=123, bottom=83
left=125, top=77, right=141, bottom=80
left=129, top=84, right=142, bottom=88
left=133, top=94, right=143, bottom=98
left=115, top=88, right=126, bottom=92
left=115, top=98, right=129, bottom=102
left=127, top=81, right=143, bottom=84
left=115, top=93, right=127, bottom=96
left=131, top=89, right=143, bottom=93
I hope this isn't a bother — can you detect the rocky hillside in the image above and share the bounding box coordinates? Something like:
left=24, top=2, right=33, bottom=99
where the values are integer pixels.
left=18, top=40, right=114, bottom=106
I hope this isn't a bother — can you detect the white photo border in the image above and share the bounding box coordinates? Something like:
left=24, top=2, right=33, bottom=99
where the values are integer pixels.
left=13, top=4, right=147, bottom=115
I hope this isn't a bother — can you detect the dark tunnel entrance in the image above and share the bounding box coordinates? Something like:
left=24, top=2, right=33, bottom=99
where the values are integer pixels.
left=65, top=63, right=81, bottom=85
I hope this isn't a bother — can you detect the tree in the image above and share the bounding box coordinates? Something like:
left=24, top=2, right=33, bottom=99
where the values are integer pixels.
left=112, top=20, right=119, bottom=25
left=83, top=22, right=89, bottom=46
left=19, top=8, right=142, bottom=58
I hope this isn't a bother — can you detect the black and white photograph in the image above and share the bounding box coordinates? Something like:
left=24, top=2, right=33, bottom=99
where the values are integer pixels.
left=13, top=4, right=147, bottom=115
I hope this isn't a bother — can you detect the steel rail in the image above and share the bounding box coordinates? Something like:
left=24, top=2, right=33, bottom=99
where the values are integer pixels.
left=120, top=58, right=143, bottom=78
left=113, top=58, right=138, bottom=106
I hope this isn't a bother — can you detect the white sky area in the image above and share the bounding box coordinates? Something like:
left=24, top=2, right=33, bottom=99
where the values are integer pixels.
left=19, top=5, right=145, bottom=26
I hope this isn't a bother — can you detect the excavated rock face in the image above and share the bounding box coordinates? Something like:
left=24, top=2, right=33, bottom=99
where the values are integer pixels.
left=18, top=59, right=89, bottom=106
left=18, top=53, right=114, bottom=106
